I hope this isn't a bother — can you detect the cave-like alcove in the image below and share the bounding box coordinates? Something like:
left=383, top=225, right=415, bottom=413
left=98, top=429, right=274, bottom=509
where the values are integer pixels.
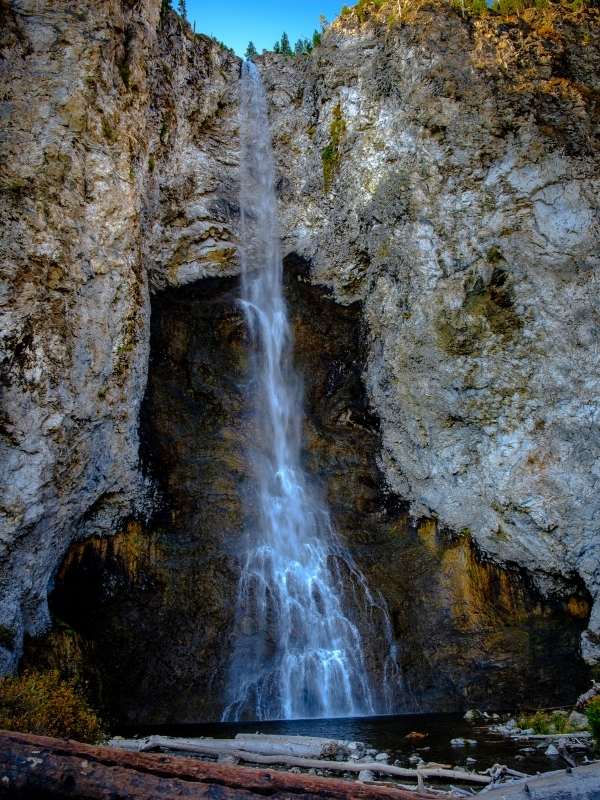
left=34, top=256, right=590, bottom=725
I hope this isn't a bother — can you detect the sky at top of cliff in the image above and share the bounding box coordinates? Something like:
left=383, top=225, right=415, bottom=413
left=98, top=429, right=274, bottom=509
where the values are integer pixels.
left=187, top=0, right=345, bottom=56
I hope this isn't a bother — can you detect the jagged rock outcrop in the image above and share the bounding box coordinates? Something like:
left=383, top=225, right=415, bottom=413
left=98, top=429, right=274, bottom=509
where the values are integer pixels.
left=1, top=0, right=599, bottom=711
left=259, top=2, right=600, bottom=665
left=0, top=0, right=240, bottom=671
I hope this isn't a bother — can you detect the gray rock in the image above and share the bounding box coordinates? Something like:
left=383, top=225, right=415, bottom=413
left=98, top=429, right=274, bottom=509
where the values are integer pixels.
left=568, top=710, right=590, bottom=730
left=263, top=3, right=600, bottom=668
left=358, top=770, right=376, bottom=782
left=374, top=752, right=389, bottom=762
left=0, top=0, right=241, bottom=671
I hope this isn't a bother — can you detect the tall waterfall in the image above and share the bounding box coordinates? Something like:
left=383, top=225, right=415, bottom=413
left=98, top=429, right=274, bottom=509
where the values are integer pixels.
left=223, top=61, right=402, bottom=721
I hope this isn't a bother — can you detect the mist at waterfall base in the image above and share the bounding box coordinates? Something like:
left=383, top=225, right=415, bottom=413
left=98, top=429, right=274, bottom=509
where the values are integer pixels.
left=221, top=61, right=402, bottom=722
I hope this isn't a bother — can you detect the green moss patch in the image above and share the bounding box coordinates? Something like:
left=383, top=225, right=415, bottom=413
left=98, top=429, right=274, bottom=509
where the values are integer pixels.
left=436, top=258, right=522, bottom=356
left=322, top=102, right=347, bottom=192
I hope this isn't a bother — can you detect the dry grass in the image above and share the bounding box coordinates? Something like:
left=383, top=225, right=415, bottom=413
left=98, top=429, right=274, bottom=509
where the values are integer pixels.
left=0, top=670, right=105, bottom=743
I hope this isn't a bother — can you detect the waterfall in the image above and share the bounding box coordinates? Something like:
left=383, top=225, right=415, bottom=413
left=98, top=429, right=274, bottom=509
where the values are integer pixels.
left=222, top=61, right=402, bottom=722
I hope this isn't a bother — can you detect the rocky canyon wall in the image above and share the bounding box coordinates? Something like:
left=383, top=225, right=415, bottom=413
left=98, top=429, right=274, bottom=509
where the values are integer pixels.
left=260, top=2, right=600, bottom=667
left=0, top=0, right=240, bottom=672
left=1, top=0, right=599, bottom=715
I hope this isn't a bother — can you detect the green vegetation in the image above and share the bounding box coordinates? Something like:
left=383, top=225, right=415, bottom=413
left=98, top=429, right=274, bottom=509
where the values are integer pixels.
left=0, top=670, right=105, bottom=743
left=341, top=0, right=386, bottom=24
left=321, top=102, right=347, bottom=192
left=177, top=0, right=187, bottom=19
left=272, top=28, right=322, bottom=57
left=245, top=41, right=258, bottom=58
left=587, top=697, right=600, bottom=742
left=338, top=0, right=595, bottom=24
left=517, top=710, right=583, bottom=735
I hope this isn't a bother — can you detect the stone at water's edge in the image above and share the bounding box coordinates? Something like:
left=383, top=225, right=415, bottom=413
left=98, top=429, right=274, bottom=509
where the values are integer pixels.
left=2, top=0, right=599, bottom=712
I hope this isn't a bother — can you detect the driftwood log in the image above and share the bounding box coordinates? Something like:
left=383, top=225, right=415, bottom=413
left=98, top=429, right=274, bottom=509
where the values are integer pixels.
left=0, top=730, right=440, bottom=800
left=116, top=733, right=352, bottom=760
left=483, top=761, right=600, bottom=799
left=234, top=733, right=355, bottom=759
left=111, top=734, right=491, bottom=784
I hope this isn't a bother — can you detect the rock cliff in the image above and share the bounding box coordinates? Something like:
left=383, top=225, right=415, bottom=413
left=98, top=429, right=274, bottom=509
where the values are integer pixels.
left=261, top=1, right=600, bottom=665
left=0, top=0, right=239, bottom=672
left=1, top=0, right=599, bottom=714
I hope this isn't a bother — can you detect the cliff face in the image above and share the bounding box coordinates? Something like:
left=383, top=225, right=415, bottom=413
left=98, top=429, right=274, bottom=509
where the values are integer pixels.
left=26, top=258, right=589, bottom=722
left=260, top=3, right=600, bottom=666
left=0, top=0, right=239, bottom=671
left=2, top=0, right=599, bottom=712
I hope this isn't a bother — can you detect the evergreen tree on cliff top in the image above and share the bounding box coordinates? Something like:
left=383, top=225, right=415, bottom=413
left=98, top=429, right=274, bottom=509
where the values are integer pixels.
left=280, top=32, right=292, bottom=55
left=245, top=41, right=258, bottom=59
left=177, top=0, right=187, bottom=19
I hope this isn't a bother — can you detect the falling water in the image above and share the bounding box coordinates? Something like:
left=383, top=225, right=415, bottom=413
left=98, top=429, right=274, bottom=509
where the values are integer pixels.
left=223, top=61, right=402, bottom=721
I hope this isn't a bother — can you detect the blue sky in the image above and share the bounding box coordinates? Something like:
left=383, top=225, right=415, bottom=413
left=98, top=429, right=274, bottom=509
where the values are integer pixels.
left=186, top=1, right=346, bottom=56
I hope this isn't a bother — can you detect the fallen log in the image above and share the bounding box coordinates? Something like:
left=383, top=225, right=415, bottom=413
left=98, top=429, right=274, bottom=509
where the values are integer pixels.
left=0, top=730, right=440, bottom=800
left=220, top=753, right=492, bottom=785
left=515, top=732, right=592, bottom=740
left=234, top=733, right=353, bottom=759
left=483, top=761, right=600, bottom=799
left=110, top=735, right=491, bottom=785
left=114, top=733, right=350, bottom=760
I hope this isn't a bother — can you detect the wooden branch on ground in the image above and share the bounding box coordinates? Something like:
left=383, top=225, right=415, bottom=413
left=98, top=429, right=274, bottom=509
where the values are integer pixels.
left=482, top=761, right=600, bottom=799
left=112, top=735, right=491, bottom=785
left=0, top=730, right=440, bottom=800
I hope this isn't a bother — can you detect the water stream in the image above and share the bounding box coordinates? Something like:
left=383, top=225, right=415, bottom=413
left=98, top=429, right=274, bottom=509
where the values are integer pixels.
left=222, top=62, right=402, bottom=722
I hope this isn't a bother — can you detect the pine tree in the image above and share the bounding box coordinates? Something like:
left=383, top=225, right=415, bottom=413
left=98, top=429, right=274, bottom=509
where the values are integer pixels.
left=280, top=32, right=292, bottom=55
left=177, top=0, right=187, bottom=19
left=294, top=39, right=304, bottom=55
left=245, top=41, right=258, bottom=59
left=160, top=0, right=172, bottom=23
left=273, top=40, right=281, bottom=54
left=312, top=29, right=322, bottom=48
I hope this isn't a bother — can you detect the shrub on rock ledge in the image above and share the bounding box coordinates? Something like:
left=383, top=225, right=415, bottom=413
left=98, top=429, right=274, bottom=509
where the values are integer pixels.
left=586, top=697, right=600, bottom=742
left=0, top=670, right=105, bottom=743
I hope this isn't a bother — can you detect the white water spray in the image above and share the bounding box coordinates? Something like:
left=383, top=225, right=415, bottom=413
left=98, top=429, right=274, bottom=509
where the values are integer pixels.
left=223, top=62, right=402, bottom=721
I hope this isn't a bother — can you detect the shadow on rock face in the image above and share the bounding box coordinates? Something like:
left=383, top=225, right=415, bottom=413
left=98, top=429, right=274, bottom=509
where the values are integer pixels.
left=23, top=256, right=590, bottom=724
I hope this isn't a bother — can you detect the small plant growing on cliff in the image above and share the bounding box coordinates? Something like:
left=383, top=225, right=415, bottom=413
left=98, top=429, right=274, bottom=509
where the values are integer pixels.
left=321, top=102, right=347, bottom=191
left=586, top=697, right=600, bottom=742
left=0, top=670, right=105, bottom=743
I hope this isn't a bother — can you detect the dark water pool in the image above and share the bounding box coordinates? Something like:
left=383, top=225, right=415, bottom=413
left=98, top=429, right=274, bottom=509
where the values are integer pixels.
left=120, top=713, right=574, bottom=776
